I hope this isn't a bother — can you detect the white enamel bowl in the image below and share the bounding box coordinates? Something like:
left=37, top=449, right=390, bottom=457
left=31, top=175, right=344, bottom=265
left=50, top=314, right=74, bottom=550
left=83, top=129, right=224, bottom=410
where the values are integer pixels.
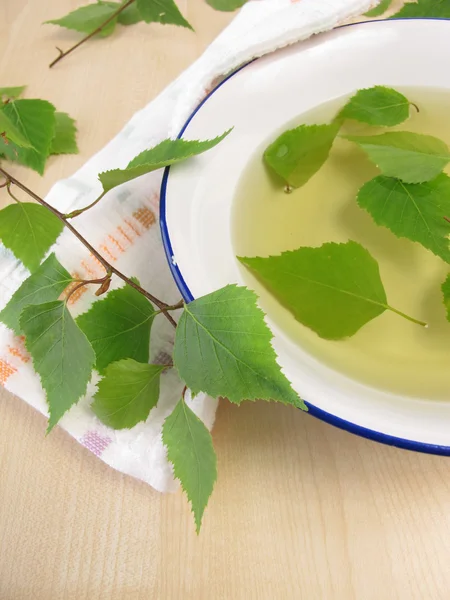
left=161, top=19, right=450, bottom=454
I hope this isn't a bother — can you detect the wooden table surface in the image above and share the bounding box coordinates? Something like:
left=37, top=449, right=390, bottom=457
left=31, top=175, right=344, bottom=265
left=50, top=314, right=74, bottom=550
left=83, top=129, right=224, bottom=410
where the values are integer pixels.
left=2, top=1, right=450, bottom=599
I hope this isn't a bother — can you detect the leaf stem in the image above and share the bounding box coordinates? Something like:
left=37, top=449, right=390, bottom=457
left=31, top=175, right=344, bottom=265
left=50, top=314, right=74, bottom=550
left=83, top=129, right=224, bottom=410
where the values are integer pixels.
left=387, top=305, right=427, bottom=327
left=66, top=278, right=103, bottom=302
left=64, top=191, right=107, bottom=219
left=155, top=299, right=184, bottom=314
left=0, top=166, right=178, bottom=328
left=410, top=102, right=420, bottom=114
left=6, top=182, right=21, bottom=204
left=48, top=0, right=136, bottom=68
left=68, top=272, right=112, bottom=300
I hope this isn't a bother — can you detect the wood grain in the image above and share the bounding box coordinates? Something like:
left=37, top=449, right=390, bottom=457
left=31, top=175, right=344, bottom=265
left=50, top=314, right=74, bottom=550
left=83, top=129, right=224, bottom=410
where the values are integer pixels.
left=2, top=1, right=450, bottom=599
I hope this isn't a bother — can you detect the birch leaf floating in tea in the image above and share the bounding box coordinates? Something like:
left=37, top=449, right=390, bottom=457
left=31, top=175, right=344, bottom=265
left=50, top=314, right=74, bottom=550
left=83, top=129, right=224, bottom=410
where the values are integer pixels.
left=239, top=241, right=425, bottom=340
left=173, top=284, right=306, bottom=409
left=98, top=130, right=230, bottom=192
left=441, top=275, right=450, bottom=321
left=92, top=359, right=165, bottom=429
left=339, top=86, right=411, bottom=127
left=364, top=0, right=394, bottom=16
left=442, top=275, right=450, bottom=320
left=346, top=131, right=450, bottom=183
left=390, top=0, right=450, bottom=19
left=357, top=174, right=450, bottom=263
left=263, top=122, right=340, bottom=189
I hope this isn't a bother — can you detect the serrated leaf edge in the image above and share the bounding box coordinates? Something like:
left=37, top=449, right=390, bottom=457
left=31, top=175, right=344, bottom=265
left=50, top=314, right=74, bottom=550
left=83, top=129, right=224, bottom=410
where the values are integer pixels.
left=162, top=397, right=217, bottom=533
left=19, top=300, right=95, bottom=432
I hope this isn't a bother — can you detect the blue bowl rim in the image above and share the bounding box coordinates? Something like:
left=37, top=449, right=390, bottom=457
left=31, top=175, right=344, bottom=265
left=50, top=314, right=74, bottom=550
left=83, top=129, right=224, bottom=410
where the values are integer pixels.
left=160, top=17, right=450, bottom=456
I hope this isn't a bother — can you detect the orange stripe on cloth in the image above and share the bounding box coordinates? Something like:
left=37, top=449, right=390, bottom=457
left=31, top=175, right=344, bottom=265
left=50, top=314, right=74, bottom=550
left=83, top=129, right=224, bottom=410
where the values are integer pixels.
left=117, top=225, right=134, bottom=244
left=90, top=256, right=106, bottom=272
left=133, top=207, right=155, bottom=230
left=80, top=261, right=97, bottom=279
left=7, top=342, right=30, bottom=363
left=99, top=244, right=117, bottom=262
left=67, top=284, right=88, bottom=306
left=124, top=218, right=142, bottom=237
left=57, top=205, right=157, bottom=308
left=62, top=271, right=88, bottom=306
left=0, top=360, right=17, bottom=384
left=108, top=235, right=125, bottom=254
left=147, top=192, right=160, bottom=213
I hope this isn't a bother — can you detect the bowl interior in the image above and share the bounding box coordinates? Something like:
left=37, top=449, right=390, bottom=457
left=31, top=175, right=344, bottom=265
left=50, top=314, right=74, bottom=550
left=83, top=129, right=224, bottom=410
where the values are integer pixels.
left=161, top=19, right=450, bottom=449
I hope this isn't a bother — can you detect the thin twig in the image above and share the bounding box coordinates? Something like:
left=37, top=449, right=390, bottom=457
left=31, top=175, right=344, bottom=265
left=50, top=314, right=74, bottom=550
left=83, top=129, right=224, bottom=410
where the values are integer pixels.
left=6, top=182, right=21, bottom=204
left=444, top=216, right=450, bottom=224
left=64, top=190, right=107, bottom=219
left=66, top=273, right=111, bottom=302
left=66, top=281, right=90, bottom=302
left=49, top=0, right=136, bottom=68
left=155, top=299, right=184, bottom=314
left=72, top=275, right=111, bottom=285
left=0, top=167, right=177, bottom=328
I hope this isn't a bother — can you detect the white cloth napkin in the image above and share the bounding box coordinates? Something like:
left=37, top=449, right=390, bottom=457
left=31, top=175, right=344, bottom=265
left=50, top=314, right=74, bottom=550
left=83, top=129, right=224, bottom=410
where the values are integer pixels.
left=0, top=0, right=377, bottom=492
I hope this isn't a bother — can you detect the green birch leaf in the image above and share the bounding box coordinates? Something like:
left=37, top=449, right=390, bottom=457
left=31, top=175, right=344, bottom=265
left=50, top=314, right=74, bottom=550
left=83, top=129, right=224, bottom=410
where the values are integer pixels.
left=76, top=282, right=155, bottom=373
left=365, top=0, right=394, bottom=16
left=0, top=86, right=26, bottom=100
left=206, top=0, right=247, bottom=11
left=442, top=274, right=450, bottom=320
left=50, top=112, right=79, bottom=155
left=357, top=174, right=450, bottom=263
left=339, top=86, right=411, bottom=127
left=0, top=254, right=73, bottom=335
left=390, top=0, right=450, bottom=19
left=83, top=1, right=141, bottom=25
left=117, top=2, right=143, bottom=24
left=98, top=131, right=230, bottom=192
left=0, top=203, right=64, bottom=272
left=263, top=122, right=340, bottom=189
left=346, top=131, right=450, bottom=183
left=20, top=301, right=95, bottom=431
left=92, top=359, right=165, bottom=429
left=44, top=2, right=119, bottom=37
left=162, top=397, right=217, bottom=533
left=239, top=241, right=424, bottom=340
left=0, top=109, right=32, bottom=148
left=173, top=284, right=305, bottom=408
left=136, top=0, right=193, bottom=29
left=0, top=99, right=56, bottom=174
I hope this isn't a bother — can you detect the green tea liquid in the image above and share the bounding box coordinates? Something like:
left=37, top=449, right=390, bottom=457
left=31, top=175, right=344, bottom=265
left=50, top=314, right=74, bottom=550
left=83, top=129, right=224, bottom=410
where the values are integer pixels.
left=233, top=87, right=450, bottom=400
